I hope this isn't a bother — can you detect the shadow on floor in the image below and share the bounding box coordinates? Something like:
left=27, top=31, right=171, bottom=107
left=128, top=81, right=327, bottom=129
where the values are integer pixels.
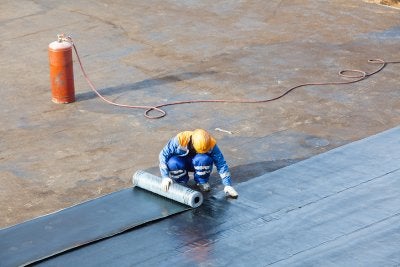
left=229, top=158, right=305, bottom=183
left=76, top=71, right=217, bottom=101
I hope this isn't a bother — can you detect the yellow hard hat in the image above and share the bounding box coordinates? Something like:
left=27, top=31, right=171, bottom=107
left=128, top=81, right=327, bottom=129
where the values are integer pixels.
left=192, top=129, right=215, bottom=154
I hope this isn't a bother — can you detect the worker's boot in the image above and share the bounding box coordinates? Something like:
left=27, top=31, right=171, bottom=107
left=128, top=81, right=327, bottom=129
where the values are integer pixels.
left=197, top=182, right=211, bottom=192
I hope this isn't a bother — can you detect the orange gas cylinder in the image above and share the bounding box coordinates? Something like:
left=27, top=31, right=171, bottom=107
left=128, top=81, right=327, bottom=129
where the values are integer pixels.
left=48, top=36, right=75, bottom=103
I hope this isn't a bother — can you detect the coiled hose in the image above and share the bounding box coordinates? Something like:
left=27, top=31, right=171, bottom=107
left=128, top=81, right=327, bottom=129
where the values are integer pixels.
left=66, top=36, right=399, bottom=119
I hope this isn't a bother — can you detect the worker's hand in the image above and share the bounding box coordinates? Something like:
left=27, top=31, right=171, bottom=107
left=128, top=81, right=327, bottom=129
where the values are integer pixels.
left=161, top=177, right=173, bottom=192
left=224, top=186, right=238, bottom=199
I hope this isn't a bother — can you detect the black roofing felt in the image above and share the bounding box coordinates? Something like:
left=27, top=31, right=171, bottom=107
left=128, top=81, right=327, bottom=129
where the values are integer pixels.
left=2, top=126, right=398, bottom=266
left=0, top=188, right=190, bottom=266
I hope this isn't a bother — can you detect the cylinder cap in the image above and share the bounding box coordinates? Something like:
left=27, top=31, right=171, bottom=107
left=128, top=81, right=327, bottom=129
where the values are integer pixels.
left=49, top=41, right=72, bottom=51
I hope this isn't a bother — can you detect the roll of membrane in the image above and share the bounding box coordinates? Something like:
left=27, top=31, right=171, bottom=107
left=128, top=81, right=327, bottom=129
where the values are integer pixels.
left=132, top=170, right=203, bottom=208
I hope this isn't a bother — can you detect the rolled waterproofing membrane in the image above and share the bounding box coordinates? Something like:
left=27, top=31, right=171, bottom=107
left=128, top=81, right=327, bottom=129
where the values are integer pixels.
left=132, top=170, right=203, bottom=208
left=1, top=171, right=200, bottom=266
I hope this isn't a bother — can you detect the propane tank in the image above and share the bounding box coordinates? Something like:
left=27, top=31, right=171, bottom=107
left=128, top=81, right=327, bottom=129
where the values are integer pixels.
left=48, top=34, right=75, bottom=103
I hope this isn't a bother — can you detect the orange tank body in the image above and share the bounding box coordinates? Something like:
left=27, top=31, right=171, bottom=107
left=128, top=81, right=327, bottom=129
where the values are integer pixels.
left=48, top=40, right=75, bottom=103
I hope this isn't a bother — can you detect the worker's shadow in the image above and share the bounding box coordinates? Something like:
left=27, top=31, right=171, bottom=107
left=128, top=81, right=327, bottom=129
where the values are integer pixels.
left=76, top=71, right=216, bottom=101
left=227, top=158, right=303, bottom=184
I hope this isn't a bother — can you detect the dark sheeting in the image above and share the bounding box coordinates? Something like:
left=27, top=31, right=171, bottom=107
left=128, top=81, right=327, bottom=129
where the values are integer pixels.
left=37, top=127, right=400, bottom=266
left=0, top=188, right=190, bottom=266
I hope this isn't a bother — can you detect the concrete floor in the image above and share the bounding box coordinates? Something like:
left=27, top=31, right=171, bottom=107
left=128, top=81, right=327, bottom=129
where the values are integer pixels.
left=1, top=0, right=399, bottom=228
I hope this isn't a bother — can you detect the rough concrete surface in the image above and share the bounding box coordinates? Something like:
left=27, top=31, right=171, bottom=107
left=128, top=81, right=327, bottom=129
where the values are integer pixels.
left=0, top=0, right=399, bottom=228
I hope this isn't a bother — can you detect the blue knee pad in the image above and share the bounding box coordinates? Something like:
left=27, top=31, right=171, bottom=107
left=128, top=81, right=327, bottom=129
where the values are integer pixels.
left=167, top=156, right=189, bottom=183
left=192, top=154, right=213, bottom=184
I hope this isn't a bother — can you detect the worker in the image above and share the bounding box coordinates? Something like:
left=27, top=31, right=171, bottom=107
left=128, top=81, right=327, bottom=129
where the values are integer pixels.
left=159, top=129, right=238, bottom=198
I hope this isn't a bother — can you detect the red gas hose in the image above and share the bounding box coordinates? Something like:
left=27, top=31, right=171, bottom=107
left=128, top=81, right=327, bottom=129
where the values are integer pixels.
left=66, top=36, right=399, bottom=119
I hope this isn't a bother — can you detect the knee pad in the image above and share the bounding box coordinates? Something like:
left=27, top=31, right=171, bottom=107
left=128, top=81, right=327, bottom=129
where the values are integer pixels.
left=192, top=154, right=213, bottom=182
left=192, top=153, right=213, bottom=167
left=167, top=156, right=189, bottom=183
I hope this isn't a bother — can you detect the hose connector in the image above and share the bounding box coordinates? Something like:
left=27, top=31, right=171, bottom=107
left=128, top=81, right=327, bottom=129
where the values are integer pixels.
left=57, top=33, right=72, bottom=43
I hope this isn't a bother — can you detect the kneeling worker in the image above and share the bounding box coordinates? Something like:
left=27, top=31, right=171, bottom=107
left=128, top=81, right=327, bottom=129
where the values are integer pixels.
left=159, top=129, right=238, bottom=198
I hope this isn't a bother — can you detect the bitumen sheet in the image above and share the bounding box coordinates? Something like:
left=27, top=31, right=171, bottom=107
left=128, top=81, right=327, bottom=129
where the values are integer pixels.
left=0, top=188, right=190, bottom=267
left=31, top=126, right=400, bottom=266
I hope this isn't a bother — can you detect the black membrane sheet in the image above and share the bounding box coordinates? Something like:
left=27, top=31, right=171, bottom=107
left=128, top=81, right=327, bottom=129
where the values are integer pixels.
left=36, top=126, right=400, bottom=266
left=0, top=188, right=190, bottom=266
